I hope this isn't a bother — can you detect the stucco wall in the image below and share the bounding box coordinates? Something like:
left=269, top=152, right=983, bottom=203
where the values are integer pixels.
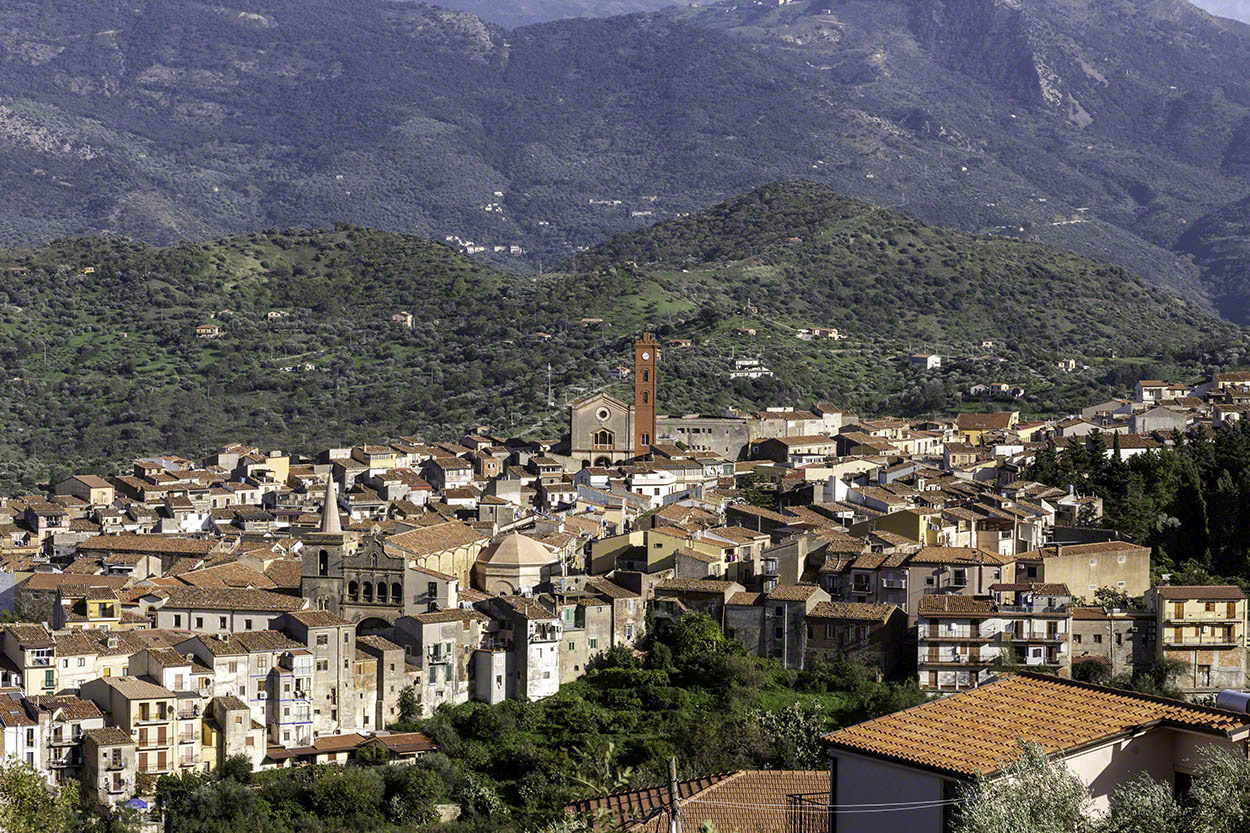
left=832, top=751, right=946, bottom=833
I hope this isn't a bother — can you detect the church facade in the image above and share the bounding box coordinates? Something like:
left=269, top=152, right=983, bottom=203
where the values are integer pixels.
left=569, top=334, right=658, bottom=466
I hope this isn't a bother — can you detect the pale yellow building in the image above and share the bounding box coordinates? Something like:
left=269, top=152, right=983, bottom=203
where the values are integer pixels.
left=1146, top=585, right=1247, bottom=695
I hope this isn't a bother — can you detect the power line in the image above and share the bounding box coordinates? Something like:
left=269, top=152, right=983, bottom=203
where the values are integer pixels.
left=684, top=797, right=964, bottom=808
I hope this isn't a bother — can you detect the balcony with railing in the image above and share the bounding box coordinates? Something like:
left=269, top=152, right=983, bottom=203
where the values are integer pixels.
left=105, top=758, right=127, bottom=772
left=1000, top=628, right=1068, bottom=643
left=136, top=733, right=169, bottom=750
left=997, top=603, right=1069, bottom=615
left=922, top=652, right=995, bottom=667
left=921, top=626, right=996, bottom=642
left=135, top=706, right=169, bottom=725
left=49, top=752, right=77, bottom=769
left=1165, top=634, right=1242, bottom=648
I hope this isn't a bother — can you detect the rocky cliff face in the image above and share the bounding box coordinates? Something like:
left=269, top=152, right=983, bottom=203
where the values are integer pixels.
left=908, top=0, right=1047, bottom=105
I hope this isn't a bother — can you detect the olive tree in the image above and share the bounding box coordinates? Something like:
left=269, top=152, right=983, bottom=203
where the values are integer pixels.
left=955, top=742, right=1091, bottom=833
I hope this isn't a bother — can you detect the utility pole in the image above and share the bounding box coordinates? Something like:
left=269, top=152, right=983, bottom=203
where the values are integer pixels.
left=668, top=756, right=681, bottom=833
left=547, top=363, right=553, bottom=407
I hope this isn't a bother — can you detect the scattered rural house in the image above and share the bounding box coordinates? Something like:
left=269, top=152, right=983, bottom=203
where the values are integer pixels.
left=195, top=324, right=222, bottom=339
left=391, top=312, right=414, bottom=328
left=909, top=353, right=941, bottom=370
left=728, top=358, right=773, bottom=379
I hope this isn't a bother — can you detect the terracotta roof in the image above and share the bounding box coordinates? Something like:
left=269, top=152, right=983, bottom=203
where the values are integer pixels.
left=1017, top=540, right=1148, bottom=560
left=152, top=586, right=305, bottom=612
left=85, top=727, right=133, bottom=746
left=727, top=591, right=763, bottom=606
left=372, top=731, right=437, bottom=754
left=312, top=732, right=367, bottom=753
left=143, top=647, right=191, bottom=667
left=27, top=694, right=103, bottom=720
left=768, top=435, right=834, bottom=447
left=808, top=601, right=898, bottom=623
left=210, top=695, right=250, bottom=712
left=79, top=534, right=217, bottom=555
left=357, top=635, right=403, bottom=652
left=675, top=547, right=718, bottom=564
left=183, top=635, right=247, bottom=657
left=386, top=521, right=486, bottom=557
left=956, top=412, right=1016, bottom=431
left=23, top=573, right=129, bottom=592
left=264, top=559, right=303, bottom=589
left=285, top=610, right=352, bottom=628
left=177, top=562, right=276, bottom=590
left=408, top=609, right=489, bottom=625
left=1071, top=606, right=1150, bottom=621
left=69, top=475, right=113, bottom=489
left=4, top=623, right=53, bottom=646
left=234, top=630, right=303, bottom=653
left=583, top=577, right=639, bottom=600
left=726, top=504, right=795, bottom=524
left=656, top=579, right=741, bottom=594
left=477, top=533, right=557, bottom=567
left=917, top=595, right=996, bottom=615
left=767, top=583, right=823, bottom=602
left=103, top=676, right=174, bottom=699
left=566, top=770, right=828, bottom=832
left=908, top=547, right=1011, bottom=566
left=494, top=595, right=556, bottom=620
left=823, top=673, right=1250, bottom=777
left=1154, top=585, right=1246, bottom=600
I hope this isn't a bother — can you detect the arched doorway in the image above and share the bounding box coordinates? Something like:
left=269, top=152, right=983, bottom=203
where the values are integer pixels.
left=355, top=617, right=391, bottom=636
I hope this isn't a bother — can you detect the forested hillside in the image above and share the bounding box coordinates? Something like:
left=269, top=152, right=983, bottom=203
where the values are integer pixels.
left=1029, top=422, right=1250, bottom=591
left=5, top=0, right=1250, bottom=317
left=0, top=183, right=1241, bottom=490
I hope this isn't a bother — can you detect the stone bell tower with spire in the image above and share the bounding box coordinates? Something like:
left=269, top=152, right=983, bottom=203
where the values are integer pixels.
left=319, top=475, right=342, bottom=535
left=299, top=473, right=351, bottom=614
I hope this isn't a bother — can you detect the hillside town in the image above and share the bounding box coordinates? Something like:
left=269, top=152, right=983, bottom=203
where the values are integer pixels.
left=2, top=334, right=1250, bottom=830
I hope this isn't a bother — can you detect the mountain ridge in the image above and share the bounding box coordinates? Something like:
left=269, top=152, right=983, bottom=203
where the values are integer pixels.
left=4, top=0, right=1250, bottom=318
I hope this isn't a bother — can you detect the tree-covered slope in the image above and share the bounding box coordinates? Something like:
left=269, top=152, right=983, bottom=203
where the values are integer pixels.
left=6, top=0, right=1250, bottom=318
left=0, top=227, right=610, bottom=487
left=0, top=182, right=1242, bottom=491
left=569, top=182, right=1242, bottom=357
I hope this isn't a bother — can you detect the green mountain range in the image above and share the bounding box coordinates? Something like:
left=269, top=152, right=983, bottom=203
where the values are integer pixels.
left=0, top=182, right=1239, bottom=491
left=6, top=0, right=1250, bottom=321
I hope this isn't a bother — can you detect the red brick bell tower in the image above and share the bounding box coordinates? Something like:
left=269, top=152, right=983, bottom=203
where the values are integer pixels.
left=633, top=333, right=658, bottom=456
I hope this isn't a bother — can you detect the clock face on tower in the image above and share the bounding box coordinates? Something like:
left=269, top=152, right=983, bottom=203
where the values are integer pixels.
left=641, top=351, right=650, bottom=360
